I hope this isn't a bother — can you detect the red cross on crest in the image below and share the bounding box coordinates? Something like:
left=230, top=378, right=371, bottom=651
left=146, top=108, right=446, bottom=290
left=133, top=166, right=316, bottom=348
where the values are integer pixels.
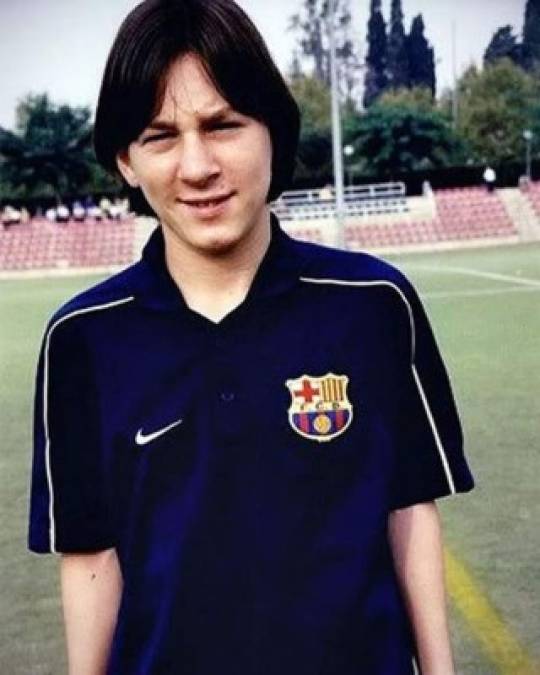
left=293, top=379, right=320, bottom=403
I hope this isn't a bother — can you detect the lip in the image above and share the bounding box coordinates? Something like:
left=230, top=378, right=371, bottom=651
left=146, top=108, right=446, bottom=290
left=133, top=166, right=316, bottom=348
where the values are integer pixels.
left=178, top=192, right=234, bottom=219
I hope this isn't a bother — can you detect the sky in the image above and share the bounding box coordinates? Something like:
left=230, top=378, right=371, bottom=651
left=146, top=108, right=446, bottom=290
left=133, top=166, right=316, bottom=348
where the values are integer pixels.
left=0, top=0, right=526, bottom=130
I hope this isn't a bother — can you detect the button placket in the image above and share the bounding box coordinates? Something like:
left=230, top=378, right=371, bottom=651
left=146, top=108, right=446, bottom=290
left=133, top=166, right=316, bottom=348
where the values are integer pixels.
left=211, top=326, right=240, bottom=428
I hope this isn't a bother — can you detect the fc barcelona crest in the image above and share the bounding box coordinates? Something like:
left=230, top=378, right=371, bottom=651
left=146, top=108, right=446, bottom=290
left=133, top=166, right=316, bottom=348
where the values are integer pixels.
left=285, top=373, right=353, bottom=442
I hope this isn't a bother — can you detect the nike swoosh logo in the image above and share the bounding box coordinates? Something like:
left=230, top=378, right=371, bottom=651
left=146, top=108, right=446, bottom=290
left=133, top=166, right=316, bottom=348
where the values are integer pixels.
left=135, top=418, right=184, bottom=446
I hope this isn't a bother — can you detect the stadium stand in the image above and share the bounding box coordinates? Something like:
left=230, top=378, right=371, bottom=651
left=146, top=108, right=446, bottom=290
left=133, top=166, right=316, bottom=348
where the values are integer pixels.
left=522, top=179, right=540, bottom=217
left=345, top=219, right=439, bottom=250
left=0, top=218, right=135, bottom=272
left=434, top=187, right=517, bottom=239
left=282, top=226, right=325, bottom=245
left=1, top=182, right=538, bottom=275
left=320, top=186, right=520, bottom=252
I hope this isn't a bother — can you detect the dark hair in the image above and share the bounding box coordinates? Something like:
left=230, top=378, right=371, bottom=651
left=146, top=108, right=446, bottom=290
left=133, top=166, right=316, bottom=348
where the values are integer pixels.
left=94, top=0, right=300, bottom=205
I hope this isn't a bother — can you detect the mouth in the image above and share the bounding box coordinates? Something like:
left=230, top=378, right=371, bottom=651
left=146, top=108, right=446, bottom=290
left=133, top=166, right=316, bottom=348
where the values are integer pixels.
left=179, top=193, right=233, bottom=215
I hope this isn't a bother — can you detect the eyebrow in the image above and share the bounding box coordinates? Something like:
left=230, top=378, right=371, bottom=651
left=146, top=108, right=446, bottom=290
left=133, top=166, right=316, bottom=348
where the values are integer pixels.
left=146, top=105, right=236, bottom=131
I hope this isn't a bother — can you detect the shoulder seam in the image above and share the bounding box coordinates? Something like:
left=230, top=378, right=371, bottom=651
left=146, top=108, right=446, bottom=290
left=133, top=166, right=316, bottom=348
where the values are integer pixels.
left=299, top=276, right=456, bottom=495
left=43, top=296, right=135, bottom=553
left=299, top=277, right=415, bottom=361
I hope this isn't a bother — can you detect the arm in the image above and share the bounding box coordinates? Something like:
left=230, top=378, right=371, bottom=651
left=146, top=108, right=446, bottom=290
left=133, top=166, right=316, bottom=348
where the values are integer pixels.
left=61, top=548, right=122, bottom=675
left=388, top=501, right=455, bottom=675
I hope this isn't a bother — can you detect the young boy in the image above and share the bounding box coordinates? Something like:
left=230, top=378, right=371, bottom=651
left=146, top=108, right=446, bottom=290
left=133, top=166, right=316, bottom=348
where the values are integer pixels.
left=29, top=1, right=474, bottom=673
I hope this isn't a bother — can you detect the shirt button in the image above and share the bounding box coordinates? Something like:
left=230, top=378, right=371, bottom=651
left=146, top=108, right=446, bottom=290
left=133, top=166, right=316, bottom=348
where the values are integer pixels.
left=220, top=391, right=235, bottom=403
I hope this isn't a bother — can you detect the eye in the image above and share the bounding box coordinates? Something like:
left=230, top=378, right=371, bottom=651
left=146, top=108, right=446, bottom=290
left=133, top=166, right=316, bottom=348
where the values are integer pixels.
left=208, top=120, right=242, bottom=133
left=141, top=131, right=174, bottom=145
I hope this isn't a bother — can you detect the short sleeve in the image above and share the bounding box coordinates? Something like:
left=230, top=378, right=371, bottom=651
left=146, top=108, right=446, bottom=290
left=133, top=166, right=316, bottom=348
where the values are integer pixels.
left=389, top=279, right=474, bottom=510
left=28, top=315, right=115, bottom=553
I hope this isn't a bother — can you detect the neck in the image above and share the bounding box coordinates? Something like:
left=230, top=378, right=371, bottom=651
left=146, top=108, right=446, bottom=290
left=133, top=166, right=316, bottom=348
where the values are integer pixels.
left=162, top=214, right=272, bottom=322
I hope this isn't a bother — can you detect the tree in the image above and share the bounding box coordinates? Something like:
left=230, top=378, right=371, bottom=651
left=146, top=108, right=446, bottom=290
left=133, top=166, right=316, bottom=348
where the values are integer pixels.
left=295, top=131, right=334, bottom=182
left=0, top=93, right=111, bottom=201
left=289, top=0, right=326, bottom=83
left=289, top=75, right=332, bottom=136
left=289, top=49, right=304, bottom=84
left=526, top=100, right=540, bottom=162
left=387, top=0, right=409, bottom=90
left=406, top=15, right=436, bottom=97
left=484, top=26, right=524, bottom=68
left=523, top=0, right=540, bottom=68
left=347, top=101, right=465, bottom=176
left=378, top=86, right=436, bottom=114
left=289, top=74, right=333, bottom=182
left=288, top=0, right=362, bottom=99
left=363, top=0, right=388, bottom=108
left=456, top=59, right=540, bottom=164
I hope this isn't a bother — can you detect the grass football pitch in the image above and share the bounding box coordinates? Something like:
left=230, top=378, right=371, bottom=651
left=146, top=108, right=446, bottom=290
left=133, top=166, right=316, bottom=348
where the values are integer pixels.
left=1, top=242, right=539, bottom=674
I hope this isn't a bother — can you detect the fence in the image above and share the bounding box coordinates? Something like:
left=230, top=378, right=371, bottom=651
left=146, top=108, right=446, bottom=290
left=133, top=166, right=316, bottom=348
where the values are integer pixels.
left=272, top=182, right=408, bottom=221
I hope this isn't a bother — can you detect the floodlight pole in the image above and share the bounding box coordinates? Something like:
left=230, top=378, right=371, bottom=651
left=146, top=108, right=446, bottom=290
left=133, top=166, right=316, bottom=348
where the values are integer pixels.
left=523, top=129, right=533, bottom=180
left=451, top=21, right=459, bottom=127
left=328, top=0, right=346, bottom=249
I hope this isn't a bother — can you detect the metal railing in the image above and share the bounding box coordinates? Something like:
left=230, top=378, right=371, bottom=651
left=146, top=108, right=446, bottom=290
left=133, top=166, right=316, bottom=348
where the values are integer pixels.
left=272, top=182, right=408, bottom=221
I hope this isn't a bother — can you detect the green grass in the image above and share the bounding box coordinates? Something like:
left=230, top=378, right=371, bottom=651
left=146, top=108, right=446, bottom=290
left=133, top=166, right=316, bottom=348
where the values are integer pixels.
left=1, top=244, right=540, bottom=674
left=1, top=275, right=103, bottom=675
left=391, top=243, right=540, bottom=673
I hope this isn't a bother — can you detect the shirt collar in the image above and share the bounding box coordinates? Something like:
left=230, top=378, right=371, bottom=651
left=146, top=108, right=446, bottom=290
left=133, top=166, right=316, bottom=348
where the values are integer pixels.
left=136, top=213, right=307, bottom=312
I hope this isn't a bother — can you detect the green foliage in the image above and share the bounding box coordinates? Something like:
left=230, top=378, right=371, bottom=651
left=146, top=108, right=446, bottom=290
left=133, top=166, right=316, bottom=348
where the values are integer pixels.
left=523, top=0, right=540, bottom=67
left=363, top=5, right=436, bottom=107
left=0, top=93, right=119, bottom=202
left=406, top=15, right=436, bottom=96
left=527, top=98, right=540, bottom=149
left=378, top=87, right=436, bottom=114
left=288, top=0, right=361, bottom=99
left=484, top=26, right=524, bottom=68
left=289, top=75, right=333, bottom=181
left=456, top=59, right=540, bottom=164
left=289, top=0, right=327, bottom=83
left=363, top=0, right=388, bottom=108
left=88, top=162, right=123, bottom=194
left=289, top=75, right=332, bottom=135
left=387, top=0, right=409, bottom=90
left=295, top=131, right=333, bottom=181
left=483, top=1, right=540, bottom=73
left=0, top=94, right=89, bottom=201
left=347, top=101, right=465, bottom=176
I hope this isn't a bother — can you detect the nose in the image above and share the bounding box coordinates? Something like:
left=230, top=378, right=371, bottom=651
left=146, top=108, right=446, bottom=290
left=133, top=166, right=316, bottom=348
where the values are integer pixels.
left=176, top=134, right=220, bottom=185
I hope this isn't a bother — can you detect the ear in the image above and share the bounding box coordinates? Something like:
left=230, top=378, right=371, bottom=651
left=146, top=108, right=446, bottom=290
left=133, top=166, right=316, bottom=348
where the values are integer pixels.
left=116, top=150, right=140, bottom=188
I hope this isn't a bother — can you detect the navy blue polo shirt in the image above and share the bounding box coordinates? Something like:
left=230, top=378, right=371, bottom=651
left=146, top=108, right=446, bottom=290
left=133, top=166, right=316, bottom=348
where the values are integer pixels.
left=29, top=217, right=473, bottom=674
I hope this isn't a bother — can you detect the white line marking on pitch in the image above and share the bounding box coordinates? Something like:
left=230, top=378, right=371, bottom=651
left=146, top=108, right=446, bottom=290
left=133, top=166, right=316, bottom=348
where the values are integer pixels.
left=404, top=265, right=540, bottom=288
left=422, top=286, right=540, bottom=300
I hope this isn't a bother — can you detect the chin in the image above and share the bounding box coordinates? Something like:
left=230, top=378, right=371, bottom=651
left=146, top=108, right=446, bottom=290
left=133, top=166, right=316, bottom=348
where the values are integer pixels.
left=197, top=219, right=259, bottom=255
left=205, top=237, right=245, bottom=257
left=193, top=230, right=243, bottom=256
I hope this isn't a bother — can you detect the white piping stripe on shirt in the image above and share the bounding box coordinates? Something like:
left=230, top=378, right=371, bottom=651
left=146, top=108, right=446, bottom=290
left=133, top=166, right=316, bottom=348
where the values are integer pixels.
left=300, top=277, right=416, bottom=361
left=412, top=364, right=456, bottom=494
left=299, top=276, right=457, bottom=496
left=43, top=296, right=135, bottom=553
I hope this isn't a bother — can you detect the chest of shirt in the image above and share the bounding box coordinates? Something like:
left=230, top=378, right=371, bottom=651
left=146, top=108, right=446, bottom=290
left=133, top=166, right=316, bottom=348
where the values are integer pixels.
left=88, top=287, right=405, bottom=462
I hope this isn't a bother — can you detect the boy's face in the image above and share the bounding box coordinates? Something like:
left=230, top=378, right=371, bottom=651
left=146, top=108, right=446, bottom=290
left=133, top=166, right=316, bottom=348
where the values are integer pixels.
left=117, top=53, right=273, bottom=256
